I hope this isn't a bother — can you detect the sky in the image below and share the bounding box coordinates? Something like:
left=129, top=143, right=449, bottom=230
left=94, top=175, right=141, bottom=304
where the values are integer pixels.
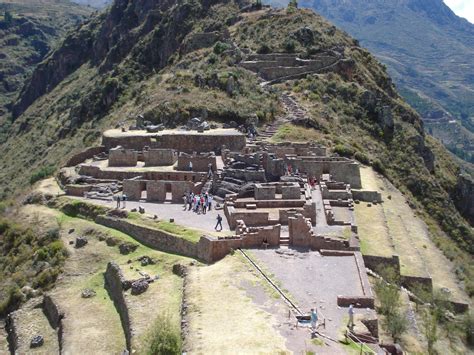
left=444, top=0, right=474, bottom=23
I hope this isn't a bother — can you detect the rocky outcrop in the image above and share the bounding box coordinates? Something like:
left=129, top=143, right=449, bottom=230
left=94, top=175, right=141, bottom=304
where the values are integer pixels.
left=12, top=0, right=236, bottom=118
left=453, top=174, right=474, bottom=225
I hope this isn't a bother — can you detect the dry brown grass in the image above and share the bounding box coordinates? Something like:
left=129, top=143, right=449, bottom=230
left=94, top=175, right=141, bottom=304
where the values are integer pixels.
left=185, top=254, right=289, bottom=354
left=357, top=167, right=469, bottom=303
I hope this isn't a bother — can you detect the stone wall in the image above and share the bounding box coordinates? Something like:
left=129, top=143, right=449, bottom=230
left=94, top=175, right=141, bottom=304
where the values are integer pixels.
left=352, top=190, right=382, bottom=203
left=177, top=152, right=217, bottom=172
left=362, top=254, right=401, bottom=275
left=289, top=157, right=362, bottom=188
left=103, top=131, right=246, bottom=153
left=223, top=168, right=267, bottom=182
left=78, top=164, right=206, bottom=182
left=42, top=295, right=64, bottom=351
left=104, top=262, right=132, bottom=351
left=146, top=181, right=166, bottom=202
left=123, top=180, right=144, bottom=200
left=143, top=149, right=177, bottom=166
left=254, top=184, right=276, bottom=200
left=96, top=216, right=200, bottom=258
left=65, top=146, right=106, bottom=167
left=65, top=184, right=93, bottom=197
left=109, top=148, right=138, bottom=167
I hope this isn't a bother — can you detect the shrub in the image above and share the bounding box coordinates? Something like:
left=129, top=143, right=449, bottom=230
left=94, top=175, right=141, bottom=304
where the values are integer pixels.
left=213, top=41, right=230, bottom=55
left=354, top=151, right=370, bottom=165
left=30, top=165, right=55, bottom=185
left=333, top=144, right=355, bottom=157
left=283, top=38, right=296, bottom=53
left=421, top=308, right=438, bottom=355
left=207, top=53, right=218, bottom=64
left=0, top=285, right=23, bottom=317
left=374, top=280, right=401, bottom=317
left=146, top=313, right=182, bottom=355
left=385, top=311, right=408, bottom=342
left=257, top=43, right=271, bottom=54
left=371, top=159, right=385, bottom=174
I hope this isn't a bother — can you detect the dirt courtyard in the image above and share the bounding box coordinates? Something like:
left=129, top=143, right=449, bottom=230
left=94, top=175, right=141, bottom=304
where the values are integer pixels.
left=249, top=248, right=377, bottom=342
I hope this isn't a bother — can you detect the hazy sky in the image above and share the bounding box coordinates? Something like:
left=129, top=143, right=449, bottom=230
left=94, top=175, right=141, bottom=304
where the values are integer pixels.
left=444, top=0, right=474, bottom=23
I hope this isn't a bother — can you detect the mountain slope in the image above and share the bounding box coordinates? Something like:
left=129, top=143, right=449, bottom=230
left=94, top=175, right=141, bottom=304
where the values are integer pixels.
left=0, top=0, right=472, bottom=292
left=0, top=0, right=93, bottom=141
left=265, top=0, right=474, bottom=162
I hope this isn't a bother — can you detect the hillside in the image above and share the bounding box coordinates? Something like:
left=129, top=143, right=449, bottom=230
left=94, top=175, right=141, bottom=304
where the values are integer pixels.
left=0, top=0, right=473, bottom=352
left=266, top=0, right=474, bottom=164
left=0, top=0, right=93, bottom=142
left=1, top=0, right=471, bottom=249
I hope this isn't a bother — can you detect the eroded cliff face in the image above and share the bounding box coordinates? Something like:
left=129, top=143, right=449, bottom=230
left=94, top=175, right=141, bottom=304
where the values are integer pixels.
left=12, top=0, right=231, bottom=118
left=454, top=174, right=474, bottom=225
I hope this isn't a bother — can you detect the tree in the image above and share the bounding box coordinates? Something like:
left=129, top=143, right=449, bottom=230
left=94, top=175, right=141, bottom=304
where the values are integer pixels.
left=421, top=308, right=438, bottom=355
left=386, top=311, right=408, bottom=342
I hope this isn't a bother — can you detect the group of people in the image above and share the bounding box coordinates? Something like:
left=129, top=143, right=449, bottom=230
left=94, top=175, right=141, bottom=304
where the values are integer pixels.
left=183, top=192, right=213, bottom=214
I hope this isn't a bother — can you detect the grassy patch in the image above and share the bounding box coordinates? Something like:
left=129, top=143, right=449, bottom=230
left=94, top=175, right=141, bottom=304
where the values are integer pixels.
left=271, top=123, right=322, bottom=143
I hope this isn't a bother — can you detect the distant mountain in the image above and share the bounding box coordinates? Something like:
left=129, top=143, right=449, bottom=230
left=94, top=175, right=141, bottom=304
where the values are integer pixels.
left=265, top=0, right=474, bottom=163
left=70, top=0, right=111, bottom=8
left=0, top=0, right=93, bottom=141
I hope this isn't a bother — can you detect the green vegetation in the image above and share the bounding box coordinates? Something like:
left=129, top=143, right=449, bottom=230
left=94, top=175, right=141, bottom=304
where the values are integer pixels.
left=0, top=218, right=67, bottom=316
left=374, top=279, right=408, bottom=342
left=145, top=313, right=182, bottom=355
left=55, top=198, right=110, bottom=220
left=30, top=165, right=56, bottom=185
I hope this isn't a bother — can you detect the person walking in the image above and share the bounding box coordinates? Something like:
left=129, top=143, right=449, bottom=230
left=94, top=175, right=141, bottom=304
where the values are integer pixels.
left=207, top=163, right=213, bottom=179
left=115, top=194, right=121, bottom=209
left=189, top=161, right=193, bottom=172
left=310, top=308, right=318, bottom=335
left=202, top=195, right=207, bottom=214
left=122, top=193, right=127, bottom=209
left=215, top=214, right=223, bottom=231
left=188, top=193, right=193, bottom=211
left=348, top=304, right=354, bottom=330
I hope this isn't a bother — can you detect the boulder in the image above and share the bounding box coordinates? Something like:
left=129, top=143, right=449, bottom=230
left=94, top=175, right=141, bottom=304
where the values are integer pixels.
left=30, top=335, right=44, bottom=348
left=172, top=263, right=188, bottom=277
left=293, top=26, right=314, bottom=46
left=138, top=255, right=156, bottom=266
left=131, top=279, right=149, bottom=295
left=81, top=288, right=97, bottom=298
left=119, top=242, right=139, bottom=255
left=75, top=236, right=88, bottom=248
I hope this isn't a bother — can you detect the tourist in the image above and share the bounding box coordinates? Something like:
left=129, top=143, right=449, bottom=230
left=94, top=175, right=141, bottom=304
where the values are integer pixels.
left=115, top=194, right=121, bottom=209
left=188, top=193, right=194, bottom=211
left=201, top=195, right=206, bottom=214
left=189, top=161, right=193, bottom=171
left=310, top=308, right=318, bottom=334
left=122, top=193, right=127, bottom=209
left=215, top=214, right=223, bottom=231
left=182, top=194, right=187, bottom=210
left=207, top=194, right=213, bottom=211
left=207, top=163, right=213, bottom=179
left=348, top=304, right=354, bottom=329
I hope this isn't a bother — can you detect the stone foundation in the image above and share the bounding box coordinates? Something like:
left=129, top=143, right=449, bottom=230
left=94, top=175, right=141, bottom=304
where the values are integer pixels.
left=109, top=148, right=138, bottom=167
left=177, top=152, right=217, bottom=172
left=143, top=149, right=178, bottom=166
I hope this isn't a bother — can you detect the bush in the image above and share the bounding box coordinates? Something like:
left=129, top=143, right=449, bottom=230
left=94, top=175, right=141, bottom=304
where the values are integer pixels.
left=354, top=151, right=370, bottom=165
left=30, top=165, right=55, bottom=185
left=213, top=41, right=231, bottom=55
left=385, top=311, right=408, bottom=342
left=283, top=38, right=296, bottom=53
left=371, top=159, right=385, bottom=174
left=374, top=280, right=401, bottom=317
left=334, top=144, right=355, bottom=158
left=146, top=313, right=182, bottom=355
left=257, top=43, right=271, bottom=54
left=0, top=285, right=23, bottom=317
